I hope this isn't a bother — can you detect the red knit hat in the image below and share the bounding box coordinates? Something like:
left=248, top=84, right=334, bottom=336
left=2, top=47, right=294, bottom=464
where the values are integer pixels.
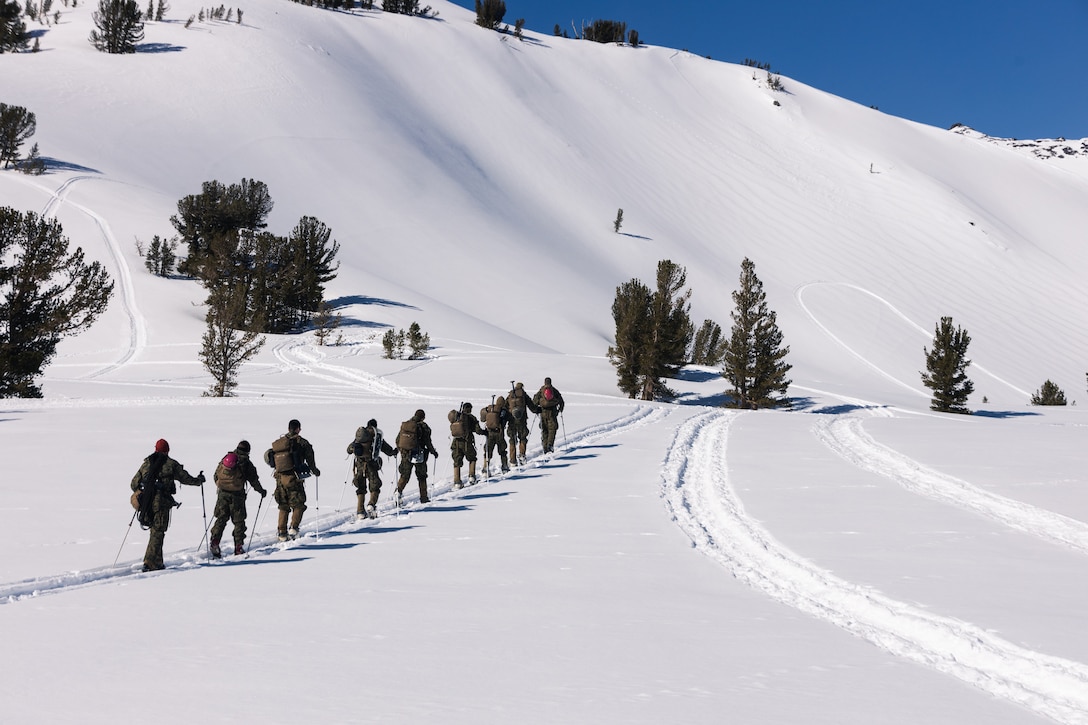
left=155, top=439, right=170, bottom=454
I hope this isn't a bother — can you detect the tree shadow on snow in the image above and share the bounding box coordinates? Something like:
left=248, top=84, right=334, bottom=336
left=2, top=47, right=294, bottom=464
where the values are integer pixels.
left=137, top=42, right=186, bottom=53
left=675, top=369, right=720, bottom=383
left=462, top=491, right=513, bottom=501
left=328, top=295, right=419, bottom=311
left=38, top=158, right=102, bottom=174
left=972, top=410, right=1041, bottom=419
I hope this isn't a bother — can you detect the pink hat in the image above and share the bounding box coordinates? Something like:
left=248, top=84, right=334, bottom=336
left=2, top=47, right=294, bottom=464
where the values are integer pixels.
left=222, top=452, right=239, bottom=469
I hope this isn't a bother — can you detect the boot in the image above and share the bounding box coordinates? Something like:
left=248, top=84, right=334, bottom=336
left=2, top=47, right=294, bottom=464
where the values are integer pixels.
left=419, top=480, right=430, bottom=504
left=356, top=494, right=367, bottom=520
left=289, top=508, right=304, bottom=537
left=277, top=510, right=289, bottom=542
left=453, top=467, right=463, bottom=490
left=507, top=441, right=516, bottom=463
left=518, top=440, right=527, bottom=464
left=467, top=461, right=477, bottom=484
left=210, top=535, right=222, bottom=559
left=234, top=541, right=245, bottom=556
left=500, top=452, right=509, bottom=473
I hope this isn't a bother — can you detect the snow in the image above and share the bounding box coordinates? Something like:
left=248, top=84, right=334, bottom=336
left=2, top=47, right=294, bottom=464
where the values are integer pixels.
left=2, top=1, right=1088, bottom=722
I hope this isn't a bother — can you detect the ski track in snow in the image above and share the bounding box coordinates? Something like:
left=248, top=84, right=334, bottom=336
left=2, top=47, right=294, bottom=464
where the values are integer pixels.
left=662, top=409, right=1088, bottom=725
left=795, top=281, right=1031, bottom=399
left=271, top=339, right=424, bottom=399
left=38, top=174, right=147, bottom=378
left=814, top=415, right=1088, bottom=555
left=0, top=404, right=663, bottom=604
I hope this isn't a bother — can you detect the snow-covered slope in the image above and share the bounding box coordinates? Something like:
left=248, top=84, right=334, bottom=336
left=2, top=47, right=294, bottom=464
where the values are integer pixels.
left=2, top=2, right=1088, bottom=723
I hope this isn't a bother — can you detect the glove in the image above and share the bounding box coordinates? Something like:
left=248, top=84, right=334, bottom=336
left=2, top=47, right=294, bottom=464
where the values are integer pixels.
left=311, top=467, right=321, bottom=477
left=428, top=448, right=439, bottom=458
left=256, top=486, right=267, bottom=499
left=196, top=473, right=206, bottom=484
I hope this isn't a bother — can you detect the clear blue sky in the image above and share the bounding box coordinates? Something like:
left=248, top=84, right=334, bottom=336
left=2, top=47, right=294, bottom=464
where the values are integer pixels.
left=448, top=0, right=1088, bottom=140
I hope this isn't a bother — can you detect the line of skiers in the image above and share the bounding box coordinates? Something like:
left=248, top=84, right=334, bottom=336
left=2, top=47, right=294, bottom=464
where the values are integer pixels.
left=129, top=378, right=565, bottom=572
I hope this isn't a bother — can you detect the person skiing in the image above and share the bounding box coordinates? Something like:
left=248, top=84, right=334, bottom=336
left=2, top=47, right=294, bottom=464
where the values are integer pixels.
left=505, top=381, right=537, bottom=465
left=532, top=377, right=565, bottom=454
left=395, top=409, right=439, bottom=504
left=479, top=395, right=511, bottom=475
left=130, top=438, right=205, bottom=572
left=271, top=419, right=320, bottom=542
left=209, top=440, right=267, bottom=558
left=449, top=401, right=486, bottom=488
left=347, top=418, right=396, bottom=520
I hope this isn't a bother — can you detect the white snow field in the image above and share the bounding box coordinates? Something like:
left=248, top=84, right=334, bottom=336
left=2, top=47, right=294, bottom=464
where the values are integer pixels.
left=2, top=1, right=1088, bottom=723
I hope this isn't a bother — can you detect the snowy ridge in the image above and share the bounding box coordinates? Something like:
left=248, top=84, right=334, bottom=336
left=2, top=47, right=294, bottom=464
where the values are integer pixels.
left=0, top=403, right=662, bottom=604
left=814, top=415, right=1088, bottom=555
left=661, top=409, right=1088, bottom=724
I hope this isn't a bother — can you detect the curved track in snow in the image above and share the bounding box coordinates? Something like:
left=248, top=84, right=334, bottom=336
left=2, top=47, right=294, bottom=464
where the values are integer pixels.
left=271, top=339, right=424, bottom=399
left=662, top=409, right=1088, bottom=724
left=814, top=415, right=1088, bottom=555
left=37, top=175, right=147, bottom=378
left=0, top=404, right=664, bottom=604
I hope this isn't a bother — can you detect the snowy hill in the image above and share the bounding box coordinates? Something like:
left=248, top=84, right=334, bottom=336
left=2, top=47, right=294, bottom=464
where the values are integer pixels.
left=3, top=2, right=1088, bottom=723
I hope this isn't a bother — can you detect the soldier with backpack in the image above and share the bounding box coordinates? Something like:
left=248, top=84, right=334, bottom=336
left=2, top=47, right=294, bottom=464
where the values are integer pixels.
left=506, top=381, right=538, bottom=466
left=209, top=440, right=267, bottom=558
left=347, top=418, right=396, bottom=520
left=269, top=419, right=321, bottom=542
left=448, top=401, right=486, bottom=488
left=479, top=395, right=511, bottom=475
left=130, top=438, right=205, bottom=572
left=532, top=377, right=565, bottom=454
left=395, top=409, right=439, bottom=504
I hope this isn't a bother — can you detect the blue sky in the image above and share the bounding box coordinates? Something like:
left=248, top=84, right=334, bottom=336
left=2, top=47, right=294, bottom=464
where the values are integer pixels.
left=448, top=0, right=1088, bottom=140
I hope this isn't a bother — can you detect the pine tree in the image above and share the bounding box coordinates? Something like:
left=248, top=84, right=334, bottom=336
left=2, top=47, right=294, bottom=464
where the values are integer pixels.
left=689, top=318, right=726, bottom=366
left=613, top=208, right=623, bottom=233
left=406, top=321, right=429, bottom=359
left=0, top=102, right=36, bottom=169
left=0, top=208, right=114, bottom=397
left=607, top=278, right=652, bottom=397
left=1030, top=379, right=1066, bottom=406
left=721, top=257, right=791, bottom=408
left=311, top=300, right=341, bottom=346
left=0, top=0, right=29, bottom=52
left=607, top=259, right=692, bottom=400
left=920, top=316, right=973, bottom=414
left=89, top=0, right=144, bottom=53
left=473, top=0, right=503, bottom=29
left=199, top=287, right=265, bottom=397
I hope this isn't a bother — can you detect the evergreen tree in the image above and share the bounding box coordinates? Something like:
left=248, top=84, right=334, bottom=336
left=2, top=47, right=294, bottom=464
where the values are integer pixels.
left=406, top=321, right=429, bottom=359
left=1030, top=379, right=1066, bottom=406
left=170, top=177, right=273, bottom=276
left=284, top=215, right=340, bottom=320
left=473, top=0, right=503, bottom=29
left=607, top=259, right=692, bottom=400
left=199, top=286, right=265, bottom=397
left=607, top=278, right=652, bottom=397
left=583, top=19, right=626, bottom=43
left=613, top=208, right=623, bottom=233
left=89, top=0, right=144, bottom=53
left=0, top=207, right=114, bottom=397
left=312, top=300, right=342, bottom=346
left=689, top=318, right=726, bottom=366
left=920, top=316, right=973, bottom=414
left=0, top=0, right=28, bottom=52
left=143, top=234, right=177, bottom=276
left=0, top=102, right=36, bottom=169
left=721, top=257, right=791, bottom=408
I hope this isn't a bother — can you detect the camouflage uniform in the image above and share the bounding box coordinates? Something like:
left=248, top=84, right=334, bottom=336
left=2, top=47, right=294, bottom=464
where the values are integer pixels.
left=506, top=382, right=538, bottom=465
left=480, top=396, right=511, bottom=474
left=209, top=442, right=267, bottom=557
left=130, top=441, right=204, bottom=572
left=532, top=377, right=565, bottom=454
left=348, top=420, right=396, bottom=517
left=396, top=409, right=439, bottom=504
left=449, top=402, right=486, bottom=487
left=272, top=421, right=320, bottom=541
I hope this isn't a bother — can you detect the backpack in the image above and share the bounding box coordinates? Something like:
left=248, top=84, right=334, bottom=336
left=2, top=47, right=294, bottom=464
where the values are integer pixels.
left=540, top=385, right=558, bottom=409
left=397, top=419, right=419, bottom=451
left=216, top=453, right=244, bottom=491
left=270, top=434, right=309, bottom=476
left=134, top=453, right=166, bottom=529
left=448, top=409, right=466, bottom=439
left=484, top=406, right=502, bottom=432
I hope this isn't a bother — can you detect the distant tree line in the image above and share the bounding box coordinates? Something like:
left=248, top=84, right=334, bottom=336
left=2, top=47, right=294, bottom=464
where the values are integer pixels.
left=552, top=17, right=639, bottom=46
left=283, top=0, right=435, bottom=15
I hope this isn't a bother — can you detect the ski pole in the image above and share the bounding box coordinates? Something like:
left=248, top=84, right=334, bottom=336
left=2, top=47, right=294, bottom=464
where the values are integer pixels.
left=245, top=495, right=265, bottom=557
left=314, top=475, right=321, bottom=542
left=560, top=411, right=567, bottom=446
left=338, top=456, right=351, bottom=511
left=199, top=474, right=209, bottom=559
left=113, top=510, right=138, bottom=567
